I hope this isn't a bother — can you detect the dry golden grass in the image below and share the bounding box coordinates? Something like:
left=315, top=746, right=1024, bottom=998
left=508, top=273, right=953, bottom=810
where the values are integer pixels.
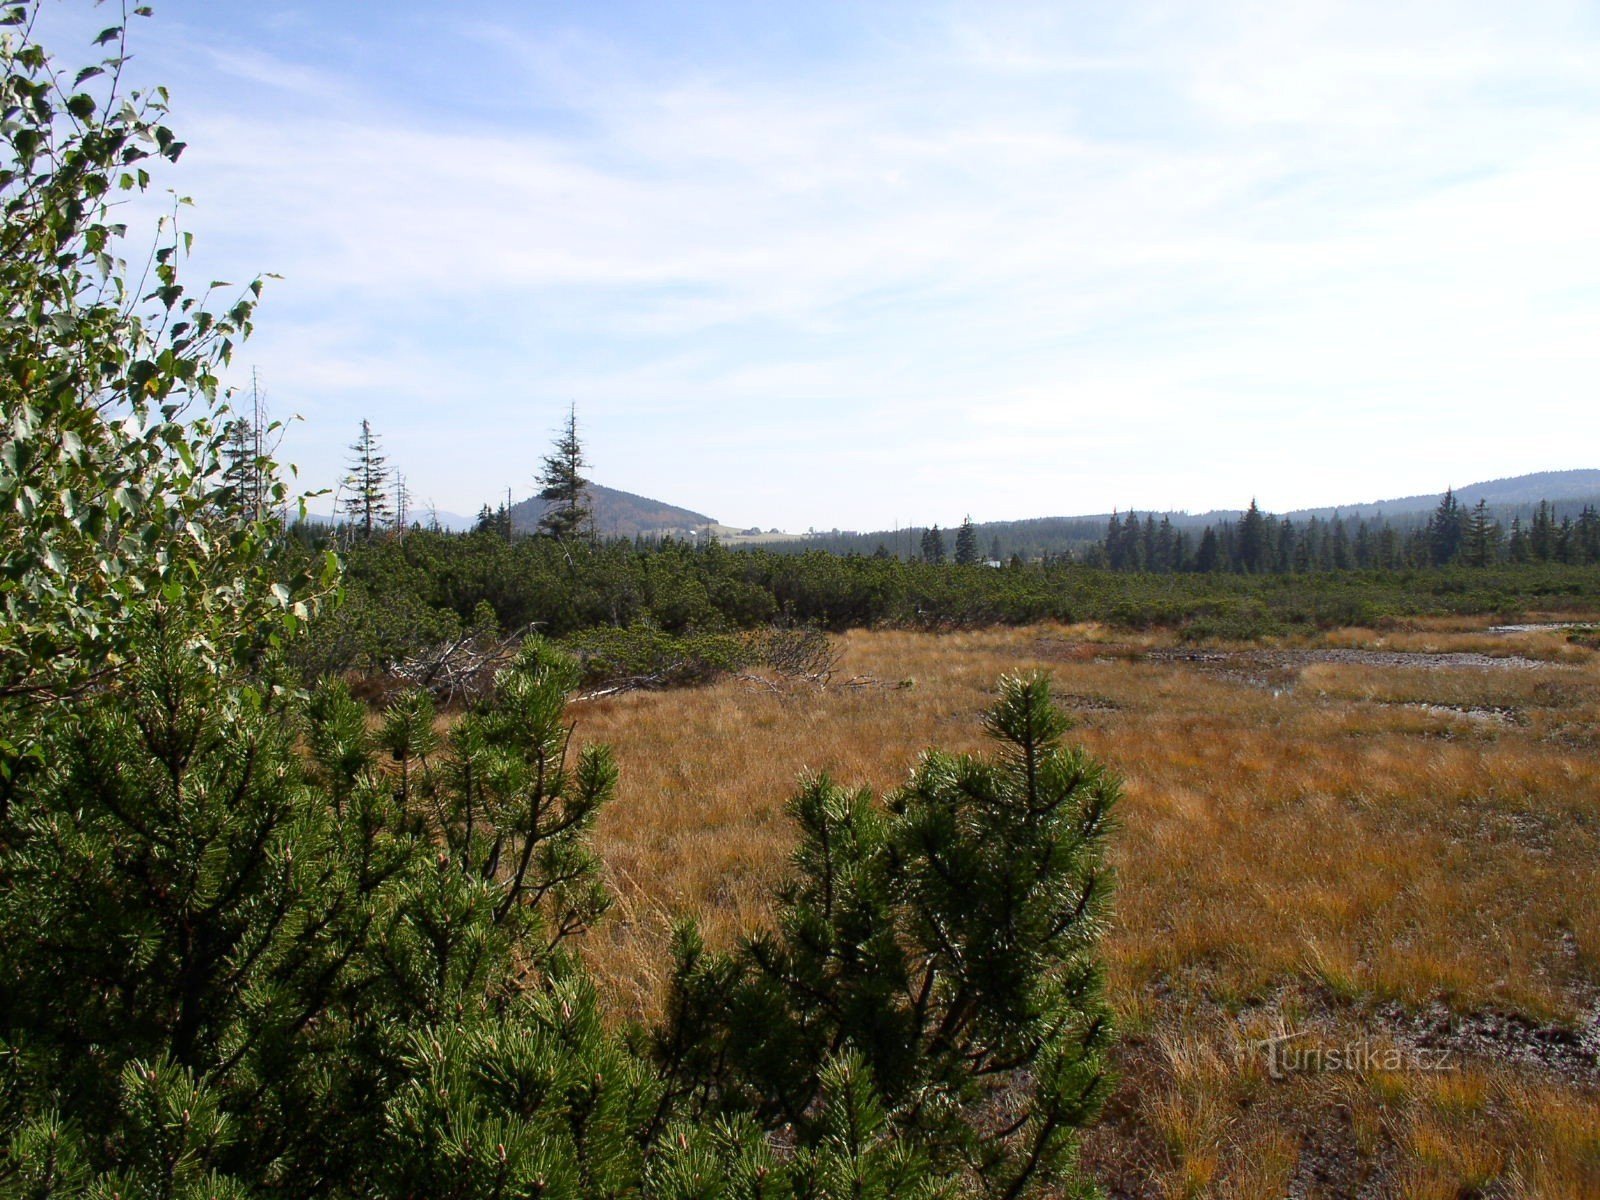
left=569, top=620, right=1600, bottom=1196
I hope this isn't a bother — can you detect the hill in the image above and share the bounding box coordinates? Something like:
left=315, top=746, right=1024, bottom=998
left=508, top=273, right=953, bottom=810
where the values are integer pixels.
left=1281, top=469, right=1600, bottom=522
left=758, top=468, right=1600, bottom=559
left=411, top=506, right=475, bottom=532
left=508, top=483, right=718, bottom=538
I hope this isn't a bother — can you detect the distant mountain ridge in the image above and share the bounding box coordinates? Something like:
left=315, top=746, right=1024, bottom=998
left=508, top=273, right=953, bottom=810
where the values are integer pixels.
left=754, top=468, right=1600, bottom=559
left=508, top=483, right=717, bottom=538
left=1278, top=469, right=1600, bottom=522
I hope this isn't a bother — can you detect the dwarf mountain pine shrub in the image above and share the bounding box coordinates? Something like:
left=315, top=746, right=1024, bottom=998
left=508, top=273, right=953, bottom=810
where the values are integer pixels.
left=654, top=672, right=1119, bottom=1199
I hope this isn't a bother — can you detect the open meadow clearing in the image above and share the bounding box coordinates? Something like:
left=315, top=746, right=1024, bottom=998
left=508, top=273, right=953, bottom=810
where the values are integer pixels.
left=577, top=618, right=1600, bottom=1199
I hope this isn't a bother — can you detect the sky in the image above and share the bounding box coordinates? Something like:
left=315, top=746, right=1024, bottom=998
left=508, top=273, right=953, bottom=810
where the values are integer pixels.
left=31, top=0, right=1600, bottom=530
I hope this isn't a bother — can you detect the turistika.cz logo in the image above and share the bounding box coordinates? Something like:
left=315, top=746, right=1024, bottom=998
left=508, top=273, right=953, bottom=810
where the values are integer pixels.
left=1251, top=1030, right=1457, bottom=1080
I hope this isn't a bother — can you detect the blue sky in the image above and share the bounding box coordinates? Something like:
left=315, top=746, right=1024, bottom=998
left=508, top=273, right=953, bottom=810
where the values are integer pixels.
left=36, top=0, right=1600, bottom=529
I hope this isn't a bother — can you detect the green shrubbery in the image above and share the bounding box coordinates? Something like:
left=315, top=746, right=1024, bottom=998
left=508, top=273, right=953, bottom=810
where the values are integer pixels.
left=299, top=532, right=1600, bottom=676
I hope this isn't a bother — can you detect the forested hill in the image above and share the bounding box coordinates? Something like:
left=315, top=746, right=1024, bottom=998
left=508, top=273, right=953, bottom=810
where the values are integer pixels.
left=508, top=483, right=716, bottom=538
left=1279, top=469, right=1600, bottom=523
left=758, top=469, right=1600, bottom=559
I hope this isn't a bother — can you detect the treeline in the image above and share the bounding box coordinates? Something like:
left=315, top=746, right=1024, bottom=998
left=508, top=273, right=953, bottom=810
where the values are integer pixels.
left=1090, top=494, right=1600, bottom=574
left=754, top=493, right=1600, bottom=565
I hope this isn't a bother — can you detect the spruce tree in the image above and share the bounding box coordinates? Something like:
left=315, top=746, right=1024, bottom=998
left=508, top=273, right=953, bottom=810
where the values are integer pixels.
left=1217, top=520, right=1239, bottom=571
left=1377, top=522, right=1402, bottom=569
left=1302, top=517, right=1324, bottom=572
left=1102, top=511, right=1123, bottom=569
left=537, top=403, right=592, bottom=541
left=954, top=516, right=980, bottom=565
left=1278, top=518, right=1298, bottom=572
left=1507, top=516, right=1530, bottom=563
left=219, top=370, right=277, bottom=524
left=1556, top=516, right=1577, bottom=564
left=1428, top=488, right=1464, bottom=566
left=1577, top=505, right=1600, bottom=564
left=920, top=525, right=946, bottom=565
left=1464, top=499, right=1502, bottom=567
left=1157, top=515, right=1179, bottom=574
left=341, top=418, right=393, bottom=539
left=1353, top=520, right=1373, bottom=569
left=1238, top=499, right=1270, bottom=573
left=221, top=413, right=265, bottom=518
left=1404, top=524, right=1430, bottom=567
left=1121, top=510, right=1143, bottom=571
left=1329, top=515, right=1351, bottom=570
left=1530, top=500, right=1557, bottom=561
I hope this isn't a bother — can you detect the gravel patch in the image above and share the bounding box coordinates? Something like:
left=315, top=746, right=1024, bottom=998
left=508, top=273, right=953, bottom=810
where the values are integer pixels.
left=1488, top=622, right=1595, bottom=634
left=1373, top=997, right=1600, bottom=1086
left=1148, top=647, right=1554, bottom=672
left=1395, top=701, right=1519, bottom=725
left=1130, top=646, right=1566, bottom=694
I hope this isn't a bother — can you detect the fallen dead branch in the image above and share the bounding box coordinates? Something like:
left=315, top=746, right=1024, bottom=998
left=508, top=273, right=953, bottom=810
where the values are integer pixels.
left=389, top=623, right=536, bottom=705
